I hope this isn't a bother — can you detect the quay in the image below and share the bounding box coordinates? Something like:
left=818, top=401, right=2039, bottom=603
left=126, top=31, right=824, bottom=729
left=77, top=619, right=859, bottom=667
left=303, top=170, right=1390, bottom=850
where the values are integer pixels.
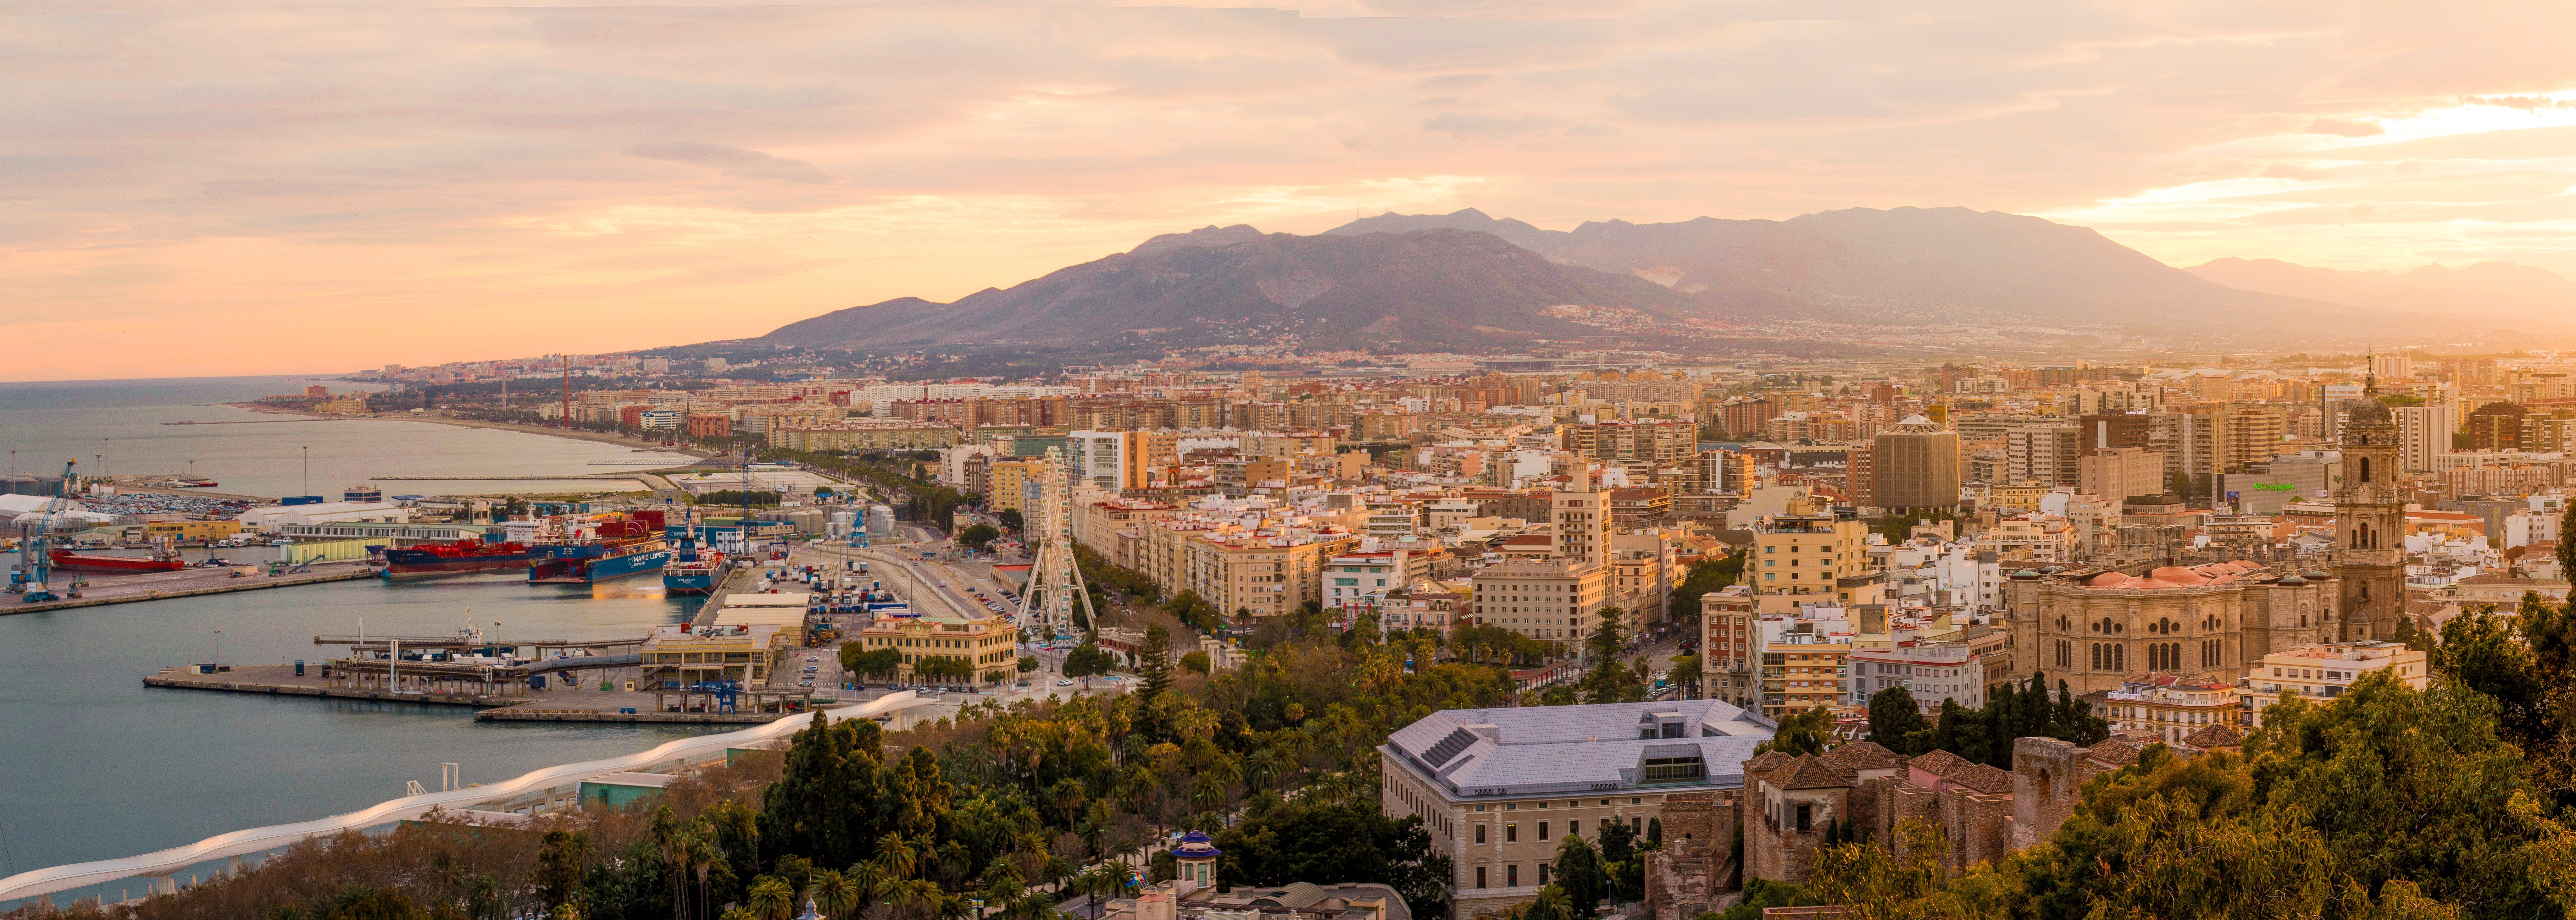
left=4, top=563, right=375, bottom=617
left=144, top=658, right=830, bottom=724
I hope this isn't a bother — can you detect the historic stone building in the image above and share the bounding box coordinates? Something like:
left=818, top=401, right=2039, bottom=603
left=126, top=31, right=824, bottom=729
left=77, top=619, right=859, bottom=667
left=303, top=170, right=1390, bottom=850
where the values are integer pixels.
left=2334, top=385, right=2407, bottom=642
left=2000, top=559, right=2340, bottom=696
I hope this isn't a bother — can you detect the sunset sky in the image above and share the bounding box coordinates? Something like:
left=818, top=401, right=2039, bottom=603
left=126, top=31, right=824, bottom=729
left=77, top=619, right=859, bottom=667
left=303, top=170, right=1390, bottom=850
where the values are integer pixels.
left=9, top=0, right=2575, bottom=381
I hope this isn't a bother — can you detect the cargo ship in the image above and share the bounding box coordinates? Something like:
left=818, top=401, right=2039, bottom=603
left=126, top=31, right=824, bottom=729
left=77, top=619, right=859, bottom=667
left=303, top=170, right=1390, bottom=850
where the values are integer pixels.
left=529, top=510, right=671, bottom=584
left=381, top=538, right=536, bottom=577
left=49, top=547, right=186, bottom=572
left=661, top=520, right=723, bottom=595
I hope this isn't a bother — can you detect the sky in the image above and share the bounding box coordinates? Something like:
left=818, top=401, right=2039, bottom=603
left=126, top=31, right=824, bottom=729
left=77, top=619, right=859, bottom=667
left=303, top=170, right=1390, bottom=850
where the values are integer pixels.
left=8, top=0, right=2576, bottom=380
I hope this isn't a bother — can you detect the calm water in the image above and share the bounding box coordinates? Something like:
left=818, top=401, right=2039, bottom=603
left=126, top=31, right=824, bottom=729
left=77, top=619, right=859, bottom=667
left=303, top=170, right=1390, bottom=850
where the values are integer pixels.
left=0, top=375, right=695, bottom=499
left=0, top=377, right=723, bottom=900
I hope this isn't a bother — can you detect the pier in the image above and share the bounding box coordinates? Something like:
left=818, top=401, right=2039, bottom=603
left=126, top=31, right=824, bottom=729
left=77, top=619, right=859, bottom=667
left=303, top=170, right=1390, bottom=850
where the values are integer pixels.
left=143, top=663, right=829, bottom=722
left=4, top=563, right=376, bottom=616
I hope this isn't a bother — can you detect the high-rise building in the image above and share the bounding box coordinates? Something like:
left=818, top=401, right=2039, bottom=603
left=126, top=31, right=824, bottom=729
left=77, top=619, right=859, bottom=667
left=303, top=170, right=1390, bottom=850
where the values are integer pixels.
left=2392, top=402, right=2456, bottom=474
left=2004, top=424, right=2080, bottom=487
left=2078, top=447, right=2164, bottom=501
left=1873, top=415, right=1961, bottom=509
left=2467, top=402, right=2530, bottom=452
left=1551, top=467, right=1612, bottom=571
left=2370, top=353, right=2413, bottom=384
left=1845, top=445, right=1876, bottom=508
left=2077, top=413, right=2152, bottom=452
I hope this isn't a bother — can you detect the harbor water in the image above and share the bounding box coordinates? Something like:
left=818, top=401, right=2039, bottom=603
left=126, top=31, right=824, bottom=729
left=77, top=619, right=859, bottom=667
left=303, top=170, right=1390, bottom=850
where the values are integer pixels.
left=0, top=377, right=727, bottom=889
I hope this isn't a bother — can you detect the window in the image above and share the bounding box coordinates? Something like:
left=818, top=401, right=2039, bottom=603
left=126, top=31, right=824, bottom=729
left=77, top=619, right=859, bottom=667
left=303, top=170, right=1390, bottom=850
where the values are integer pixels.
left=1507, top=865, right=1519, bottom=887
left=1475, top=825, right=1487, bottom=843
left=1538, top=864, right=1551, bottom=885
left=1795, top=803, right=1812, bottom=832
left=1538, top=821, right=1550, bottom=841
left=1506, top=823, right=1518, bottom=843
left=1476, top=867, right=1487, bottom=889
left=1568, top=819, right=1580, bottom=836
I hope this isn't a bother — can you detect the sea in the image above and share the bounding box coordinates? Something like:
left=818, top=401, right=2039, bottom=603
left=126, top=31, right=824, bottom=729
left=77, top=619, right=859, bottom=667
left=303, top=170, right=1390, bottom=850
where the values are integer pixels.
left=0, top=377, right=725, bottom=904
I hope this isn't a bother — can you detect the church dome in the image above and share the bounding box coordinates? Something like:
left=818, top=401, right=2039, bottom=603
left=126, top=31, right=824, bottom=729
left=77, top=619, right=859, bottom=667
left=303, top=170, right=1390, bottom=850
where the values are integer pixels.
left=2346, top=395, right=2395, bottom=428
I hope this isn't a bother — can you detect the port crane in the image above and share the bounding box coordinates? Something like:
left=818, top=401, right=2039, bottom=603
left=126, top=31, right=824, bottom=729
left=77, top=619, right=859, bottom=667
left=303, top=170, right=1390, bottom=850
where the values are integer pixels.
left=8, top=460, right=76, bottom=603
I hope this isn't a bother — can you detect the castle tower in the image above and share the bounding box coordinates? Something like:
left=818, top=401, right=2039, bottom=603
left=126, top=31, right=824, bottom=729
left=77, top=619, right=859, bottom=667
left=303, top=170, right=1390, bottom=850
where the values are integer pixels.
left=2334, top=370, right=2406, bottom=641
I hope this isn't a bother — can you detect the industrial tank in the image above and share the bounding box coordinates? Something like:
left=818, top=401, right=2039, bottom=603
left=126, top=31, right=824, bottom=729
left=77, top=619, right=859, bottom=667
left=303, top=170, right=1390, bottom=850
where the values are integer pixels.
left=829, top=510, right=858, bottom=539
left=866, top=504, right=895, bottom=537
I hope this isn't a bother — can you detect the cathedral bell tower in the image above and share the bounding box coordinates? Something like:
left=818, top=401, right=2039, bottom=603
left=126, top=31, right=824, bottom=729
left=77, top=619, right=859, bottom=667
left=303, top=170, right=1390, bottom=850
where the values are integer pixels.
left=2335, top=369, right=2406, bottom=641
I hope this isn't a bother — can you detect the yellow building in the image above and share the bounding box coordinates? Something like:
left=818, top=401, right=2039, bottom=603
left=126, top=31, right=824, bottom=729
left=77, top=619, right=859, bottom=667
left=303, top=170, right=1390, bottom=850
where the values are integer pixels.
left=987, top=459, right=1038, bottom=515
left=145, top=520, right=242, bottom=542
left=1761, top=629, right=1853, bottom=720
left=2237, top=640, right=2427, bottom=727
left=1748, top=495, right=1876, bottom=615
left=853, top=614, right=1022, bottom=684
left=639, top=625, right=793, bottom=690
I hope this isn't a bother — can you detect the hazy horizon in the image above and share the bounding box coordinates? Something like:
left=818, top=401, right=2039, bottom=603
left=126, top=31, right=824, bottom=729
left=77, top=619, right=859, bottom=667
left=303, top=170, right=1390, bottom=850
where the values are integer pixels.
left=12, top=1, right=2576, bottom=380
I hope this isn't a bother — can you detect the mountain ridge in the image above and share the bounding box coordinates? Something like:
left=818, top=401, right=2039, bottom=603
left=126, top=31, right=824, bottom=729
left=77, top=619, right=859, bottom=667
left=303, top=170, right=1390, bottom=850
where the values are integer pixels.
left=761, top=206, right=2563, bottom=353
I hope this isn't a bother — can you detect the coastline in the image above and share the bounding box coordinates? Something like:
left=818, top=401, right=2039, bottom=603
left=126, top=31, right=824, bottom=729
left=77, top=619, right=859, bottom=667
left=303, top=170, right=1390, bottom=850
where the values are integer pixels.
left=231, top=404, right=729, bottom=461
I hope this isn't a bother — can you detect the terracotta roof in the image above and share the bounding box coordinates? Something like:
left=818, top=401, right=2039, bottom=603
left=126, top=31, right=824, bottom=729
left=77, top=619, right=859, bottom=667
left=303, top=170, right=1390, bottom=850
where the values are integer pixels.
left=1949, top=762, right=2014, bottom=795
left=2181, top=723, right=2245, bottom=750
left=1818, top=741, right=1907, bottom=771
left=1906, top=748, right=1976, bottom=777
left=1742, top=750, right=1798, bottom=776
left=1772, top=755, right=1860, bottom=791
left=2086, top=738, right=2145, bottom=768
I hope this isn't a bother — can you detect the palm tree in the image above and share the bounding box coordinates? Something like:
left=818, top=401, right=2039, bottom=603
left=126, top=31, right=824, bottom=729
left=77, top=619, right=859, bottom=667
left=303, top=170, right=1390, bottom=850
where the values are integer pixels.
left=812, top=869, right=861, bottom=920
left=878, top=833, right=919, bottom=879
left=747, top=877, right=797, bottom=920
left=1520, top=885, right=1574, bottom=920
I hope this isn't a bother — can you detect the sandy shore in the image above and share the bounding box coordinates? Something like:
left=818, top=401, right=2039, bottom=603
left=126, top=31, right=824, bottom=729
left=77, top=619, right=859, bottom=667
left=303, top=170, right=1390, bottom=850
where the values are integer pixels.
left=232, top=404, right=731, bottom=462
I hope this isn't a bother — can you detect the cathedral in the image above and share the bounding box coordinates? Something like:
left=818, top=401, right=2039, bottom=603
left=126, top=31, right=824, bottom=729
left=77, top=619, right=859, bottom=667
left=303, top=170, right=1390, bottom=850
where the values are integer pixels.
left=2000, top=378, right=2405, bottom=694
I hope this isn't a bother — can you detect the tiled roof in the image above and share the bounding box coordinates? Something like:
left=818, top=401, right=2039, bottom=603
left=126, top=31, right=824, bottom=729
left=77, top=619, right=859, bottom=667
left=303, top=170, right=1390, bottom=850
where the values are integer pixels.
left=1742, top=750, right=1798, bottom=776
left=1818, top=741, right=1907, bottom=771
left=1772, top=755, right=1859, bottom=791
left=1949, top=762, right=2013, bottom=795
left=2086, top=738, right=2146, bottom=767
left=1906, top=748, right=1975, bottom=777
left=2181, top=723, right=2245, bottom=749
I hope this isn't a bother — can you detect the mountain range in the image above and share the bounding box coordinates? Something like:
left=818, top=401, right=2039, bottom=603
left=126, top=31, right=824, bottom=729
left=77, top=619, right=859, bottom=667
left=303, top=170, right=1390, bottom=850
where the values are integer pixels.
left=761, top=206, right=2574, bottom=352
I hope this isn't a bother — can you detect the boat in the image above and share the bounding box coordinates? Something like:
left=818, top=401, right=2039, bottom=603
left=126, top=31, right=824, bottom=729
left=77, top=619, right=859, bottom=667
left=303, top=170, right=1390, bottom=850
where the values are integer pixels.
left=177, top=478, right=218, bottom=488
left=381, top=538, right=536, bottom=577
left=661, top=516, right=723, bottom=595
left=50, top=547, right=186, bottom=572
left=529, top=510, right=671, bottom=584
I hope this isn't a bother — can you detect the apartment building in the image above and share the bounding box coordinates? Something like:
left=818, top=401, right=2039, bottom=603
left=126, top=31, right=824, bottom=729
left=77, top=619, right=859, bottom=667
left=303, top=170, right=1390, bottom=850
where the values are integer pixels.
left=1378, top=701, right=1775, bottom=917
left=1702, top=586, right=1757, bottom=708
left=1325, top=547, right=1443, bottom=611
left=1759, top=613, right=1855, bottom=719
left=1847, top=640, right=1985, bottom=714
left=2101, top=674, right=2241, bottom=743
left=1748, top=496, right=1875, bottom=615
left=2237, top=640, right=2427, bottom=727
left=1470, top=558, right=1612, bottom=643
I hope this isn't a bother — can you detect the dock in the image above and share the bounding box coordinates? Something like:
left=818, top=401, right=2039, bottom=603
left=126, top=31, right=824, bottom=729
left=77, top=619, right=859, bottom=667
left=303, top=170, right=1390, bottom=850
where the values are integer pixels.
left=6, top=563, right=377, bottom=616
left=144, top=665, right=516, bottom=708
left=142, top=663, right=832, bottom=724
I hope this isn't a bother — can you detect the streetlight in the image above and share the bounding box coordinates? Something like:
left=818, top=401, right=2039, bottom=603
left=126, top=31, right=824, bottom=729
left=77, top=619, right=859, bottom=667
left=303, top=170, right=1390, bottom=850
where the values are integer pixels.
left=302, top=446, right=309, bottom=498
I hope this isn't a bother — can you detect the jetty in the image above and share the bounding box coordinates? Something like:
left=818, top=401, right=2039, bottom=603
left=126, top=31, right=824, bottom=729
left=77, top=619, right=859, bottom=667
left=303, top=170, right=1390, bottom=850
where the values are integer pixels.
left=5, top=563, right=375, bottom=616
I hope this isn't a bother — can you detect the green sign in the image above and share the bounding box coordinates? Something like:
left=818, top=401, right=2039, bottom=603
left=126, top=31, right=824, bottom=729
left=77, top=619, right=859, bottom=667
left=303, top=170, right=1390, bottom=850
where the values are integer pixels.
left=2250, top=482, right=2297, bottom=492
